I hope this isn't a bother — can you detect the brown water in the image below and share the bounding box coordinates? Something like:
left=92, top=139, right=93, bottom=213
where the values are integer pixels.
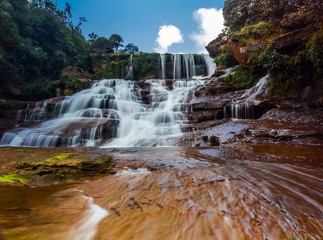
left=0, top=144, right=322, bottom=240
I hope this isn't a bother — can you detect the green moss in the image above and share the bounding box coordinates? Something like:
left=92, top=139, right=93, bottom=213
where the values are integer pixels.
left=307, top=27, right=323, bottom=75
left=41, top=153, right=75, bottom=164
left=238, top=21, right=274, bottom=46
left=214, top=45, right=238, bottom=69
left=223, top=66, right=255, bottom=90
left=0, top=174, right=30, bottom=184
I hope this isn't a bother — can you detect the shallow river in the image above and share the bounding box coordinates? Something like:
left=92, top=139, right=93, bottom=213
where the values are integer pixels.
left=0, top=144, right=322, bottom=240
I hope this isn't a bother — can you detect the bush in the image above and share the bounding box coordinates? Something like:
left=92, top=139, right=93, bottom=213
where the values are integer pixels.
left=22, top=80, right=59, bottom=100
left=223, top=66, right=255, bottom=89
left=133, top=53, right=160, bottom=80
left=239, top=21, right=273, bottom=45
left=214, top=46, right=238, bottom=68
left=307, top=28, right=323, bottom=74
left=258, top=46, right=284, bottom=72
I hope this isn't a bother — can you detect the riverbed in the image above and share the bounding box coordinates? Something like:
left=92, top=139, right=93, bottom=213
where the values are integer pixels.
left=0, top=142, right=322, bottom=240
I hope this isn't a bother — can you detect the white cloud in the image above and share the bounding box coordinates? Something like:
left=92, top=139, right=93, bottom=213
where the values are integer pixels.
left=191, top=8, right=224, bottom=53
left=154, top=25, right=184, bottom=53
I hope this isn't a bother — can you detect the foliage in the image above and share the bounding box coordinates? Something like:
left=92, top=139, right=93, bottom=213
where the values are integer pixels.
left=0, top=0, right=90, bottom=100
left=221, top=0, right=323, bottom=99
left=259, top=45, right=303, bottom=98
left=91, top=37, right=114, bottom=54
left=223, top=0, right=251, bottom=32
left=60, top=66, right=90, bottom=95
left=93, top=53, right=129, bottom=79
left=108, top=34, right=124, bottom=53
left=213, top=45, right=238, bottom=68
left=238, top=21, right=274, bottom=45
left=121, top=43, right=139, bottom=54
left=306, top=27, right=323, bottom=74
left=22, top=80, right=60, bottom=100
left=223, top=66, right=255, bottom=90
left=133, top=53, right=160, bottom=80
left=258, top=45, right=284, bottom=72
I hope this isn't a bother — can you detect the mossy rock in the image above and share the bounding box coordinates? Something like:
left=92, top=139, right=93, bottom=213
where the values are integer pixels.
left=0, top=147, right=114, bottom=186
left=0, top=174, right=30, bottom=184
left=15, top=153, right=113, bottom=177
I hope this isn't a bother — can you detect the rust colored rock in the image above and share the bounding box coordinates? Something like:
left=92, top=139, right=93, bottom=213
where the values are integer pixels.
left=206, top=35, right=230, bottom=58
left=229, top=37, right=265, bottom=69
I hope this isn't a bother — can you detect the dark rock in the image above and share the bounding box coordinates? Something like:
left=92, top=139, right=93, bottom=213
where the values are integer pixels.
left=209, top=136, right=220, bottom=146
left=300, top=85, right=319, bottom=107
left=192, top=101, right=223, bottom=111
left=187, top=110, right=223, bottom=123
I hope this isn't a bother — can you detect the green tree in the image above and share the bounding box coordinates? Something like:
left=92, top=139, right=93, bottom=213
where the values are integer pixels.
left=92, top=37, right=113, bottom=54
left=122, top=43, right=139, bottom=54
left=108, top=34, right=124, bottom=53
left=223, top=0, right=251, bottom=32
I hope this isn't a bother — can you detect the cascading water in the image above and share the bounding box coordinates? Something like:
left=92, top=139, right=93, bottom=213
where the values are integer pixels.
left=124, top=54, right=134, bottom=80
left=104, top=78, right=204, bottom=147
left=0, top=53, right=216, bottom=148
left=0, top=78, right=204, bottom=148
left=224, top=75, right=269, bottom=119
left=203, top=54, right=216, bottom=77
left=160, top=54, right=216, bottom=80
left=173, top=54, right=182, bottom=80
left=160, top=54, right=166, bottom=80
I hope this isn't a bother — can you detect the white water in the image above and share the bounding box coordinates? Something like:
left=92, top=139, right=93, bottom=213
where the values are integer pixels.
left=116, top=167, right=151, bottom=175
left=105, top=79, right=204, bottom=147
left=160, top=54, right=215, bottom=79
left=69, top=195, right=108, bottom=240
left=226, top=75, right=269, bottom=119
left=160, top=54, right=166, bottom=80
left=0, top=78, right=205, bottom=148
left=0, top=53, right=216, bottom=148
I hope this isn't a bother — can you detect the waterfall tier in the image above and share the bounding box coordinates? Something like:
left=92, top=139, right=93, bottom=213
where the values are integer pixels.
left=160, top=54, right=216, bottom=80
left=0, top=79, right=204, bottom=148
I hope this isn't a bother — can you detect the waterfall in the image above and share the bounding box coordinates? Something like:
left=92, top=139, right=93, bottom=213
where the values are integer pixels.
left=173, top=54, right=182, bottom=80
left=124, top=55, right=134, bottom=80
left=160, top=54, right=166, bottom=80
left=224, top=75, right=269, bottom=119
left=104, top=79, right=204, bottom=147
left=163, top=54, right=215, bottom=79
left=183, top=54, right=196, bottom=79
left=203, top=54, right=216, bottom=77
left=0, top=78, right=205, bottom=148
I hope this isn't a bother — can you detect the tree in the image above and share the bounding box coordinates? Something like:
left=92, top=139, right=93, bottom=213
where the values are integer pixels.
left=88, top=32, right=98, bottom=43
left=223, top=0, right=252, bottom=32
left=108, top=34, right=123, bottom=53
left=121, top=43, right=139, bottom=54
left=75, top=17, right=87, bottom=34
left=92, top=37, right=113, bottom=54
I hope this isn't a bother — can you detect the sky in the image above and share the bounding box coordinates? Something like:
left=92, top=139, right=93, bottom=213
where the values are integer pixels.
left=57, top=0, right=226, bottom=54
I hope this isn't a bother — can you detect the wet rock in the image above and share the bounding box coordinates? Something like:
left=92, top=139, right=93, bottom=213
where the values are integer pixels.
left=300, top=85, right=319, bottom=107
left=192, top=101, right=223, bottom=111
left=187, top=110, right=223, bottom=123
left=194, top=79, right=231, bottom=97
left=15, top=154, right=113, bottom=180
left=201, top=134, right=220, bottom=146
left=209, top=136, right=220, bottom=146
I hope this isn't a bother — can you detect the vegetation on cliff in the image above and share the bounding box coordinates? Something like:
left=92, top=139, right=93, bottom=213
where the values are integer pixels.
left=0, top=0, right=139, bottom=100
left=209, top=0, right=323, bottom=99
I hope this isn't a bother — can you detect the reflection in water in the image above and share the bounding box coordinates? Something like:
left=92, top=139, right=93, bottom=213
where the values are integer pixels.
left=0, top=145, right=322, bottom=240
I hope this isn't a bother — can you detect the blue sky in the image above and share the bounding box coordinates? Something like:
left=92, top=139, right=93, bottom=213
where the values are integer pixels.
left=57, top=0, right=226, bottom=53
